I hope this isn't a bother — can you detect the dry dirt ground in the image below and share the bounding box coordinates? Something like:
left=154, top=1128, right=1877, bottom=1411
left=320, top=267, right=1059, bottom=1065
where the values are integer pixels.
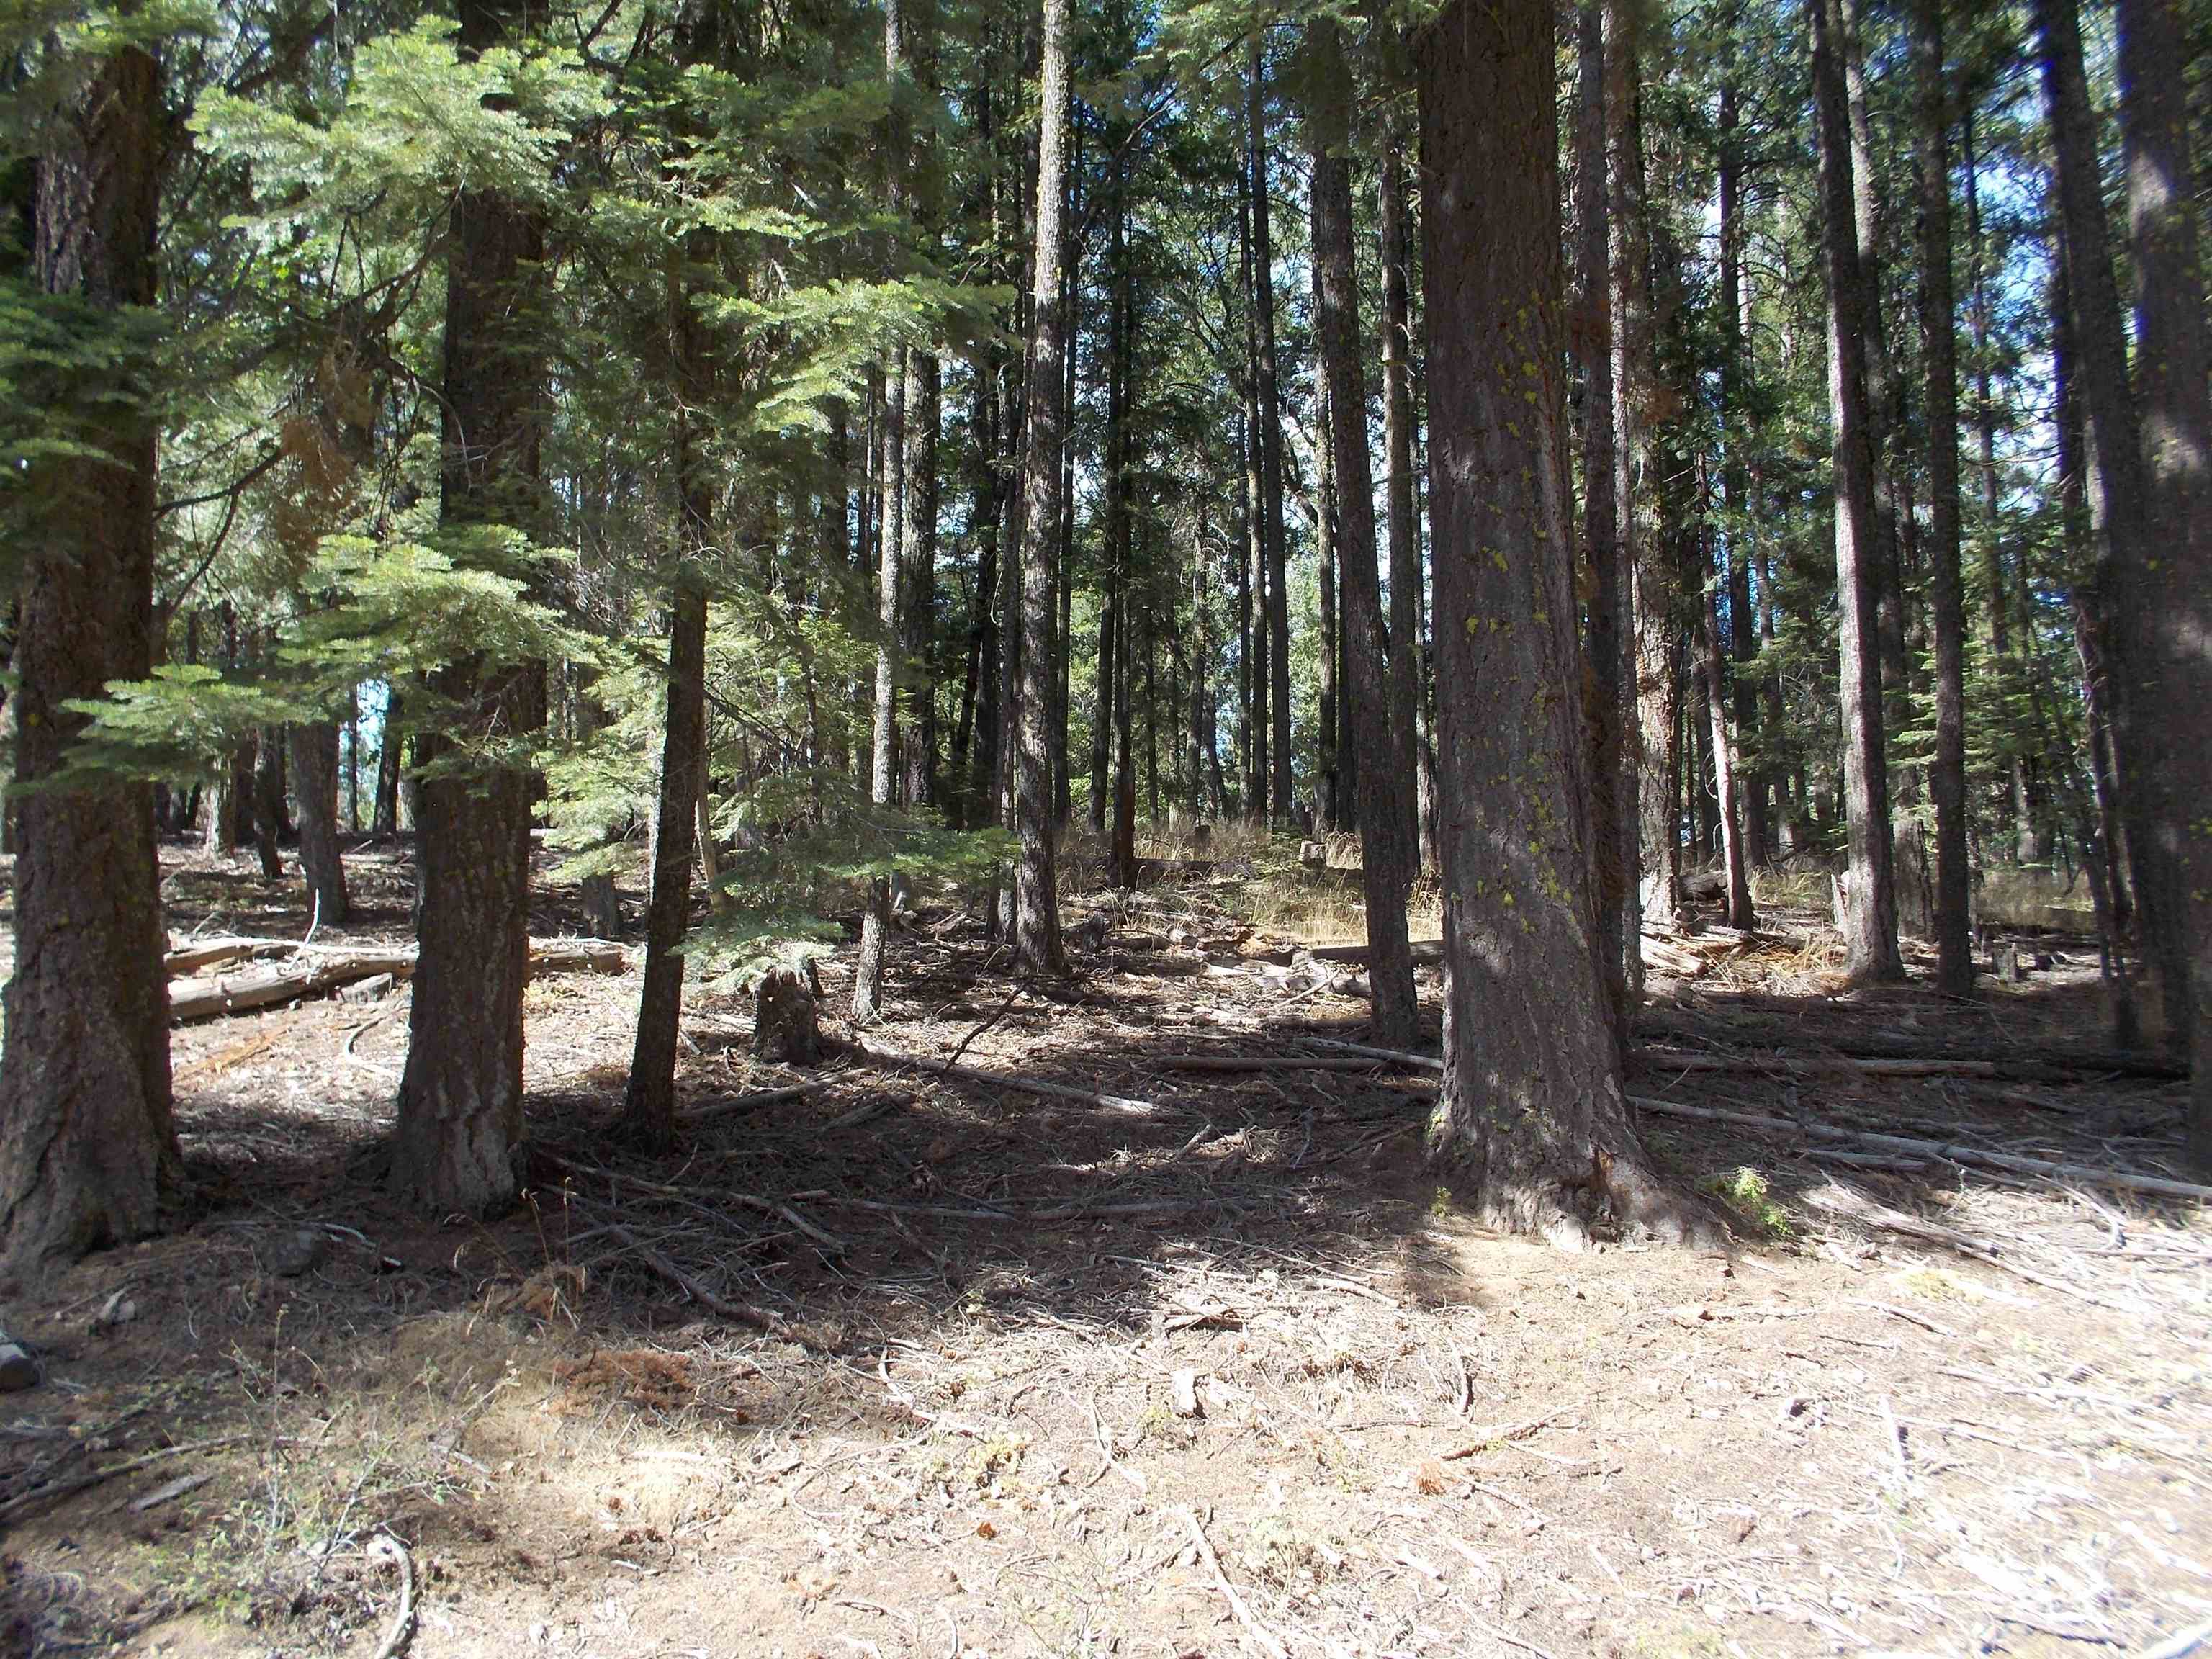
left=2, top=843, right=2209, bottom=1659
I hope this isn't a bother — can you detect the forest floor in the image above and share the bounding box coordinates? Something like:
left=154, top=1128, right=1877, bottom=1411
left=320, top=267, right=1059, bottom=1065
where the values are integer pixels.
left=1, top=840, right=2209, bottom=1659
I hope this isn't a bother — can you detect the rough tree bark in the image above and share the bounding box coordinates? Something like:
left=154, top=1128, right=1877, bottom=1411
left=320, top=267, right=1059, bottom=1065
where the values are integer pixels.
left=1010, top=0, right=1071, bottom=978
left=1573, top=0, right=1632, bottom=1015
left=1606, top=0, right=1650, bottom=982
left=2038, top=0, right=2193, bottom=1058
left=1309, top=17, right=1417, bottom=1044
left=624, top=233, right=716, bottom=1148
left=390, top=0, right=547, bottom=1216
left=289, top=723, right=351, bottom=928
left=1248, top=40, right=1292, bottom=824
left=1380, top=138, right=1424, bottom=833
left=1812, top=0, right=1903, bottom=982
left=1913, top=0, right=1973, bottom=997
left=0, top=37, right=179, bottom=1277
left=2114, top=0, right=2211, bottom=1151
left=1417, top=0, right=1702, bottom=1247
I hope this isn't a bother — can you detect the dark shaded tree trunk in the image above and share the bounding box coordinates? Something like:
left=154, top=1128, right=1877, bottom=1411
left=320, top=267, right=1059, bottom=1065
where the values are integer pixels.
left=251, top=724, right=286, bottom=880
left=2113, top=0, right=2212, bottom=1154
left=289, top=721, right=351, bottom=927
left=1314, top=383, right=1339, bottom=832
left=1010, top=0, right=1071, bottom=977
left=1914, top=0, right=1974, bottom=997
left=1310, top=18, right=1417, bottom=1043
left=855, top=354, right=904, bottom=1021
left=373, top=687, right=403, bottom=836
left=1573, top=0, right=1631, bottom=1017
left=624, top=225, right=717, bottom=1148
left=0, top=38, right=179, bottom=1277
left=1812, top=0, right=1903, bottom=982
left=1606, top=0, right=1650, bottom=981
left=391, top=0, right=547, bottom=1218
left=2038, top=0, right=2193, bottom=1058
left=1380, top=129, right=1428, bottom=876
left=1249, top=41, right=1292, bottom=824
left=1416, top=0, right=1699, bottom=1246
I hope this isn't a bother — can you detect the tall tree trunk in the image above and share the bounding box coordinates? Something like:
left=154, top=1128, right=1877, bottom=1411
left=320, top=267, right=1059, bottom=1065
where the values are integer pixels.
left=1574, top=0, right=1631, bottom=1017
left=1961, top=117, right=2038, bottom=863
left=2038, top=0, right=2194, bottom=1056
left=289, top=721, right=351, bottom=927
left=1812, top=0, right=1903, bottom=982
left=0, top=37, right=179, bottom=1276
left=2115, top=0, right=2212, bottom=1141
left=1697, top=526, right=1755, bottom=928
left=392, top=0, right=547, bottom=1217
left=902, top=351, right=941, bottom=810
left=1238, top=181, right=1268, bottom=822
left=1236, top=405, right=1257, bottom=817
left=1717, top=37, right=1766, bottom=868
left=1914, top=0, right=1974, bottom=997
left=1010, top=0, right=1072, bottom=977
left=1092, top=151, right=1128, bottom=839
left=855, top=0, right=910, bottom=1023
left=624, top=233, right=716, bottom=1148
left=1417, top=0, right=1698, bottom=1246
left=1840, top=0, right=1914, bottom=740
left=1380, top=130, right=1427, bottom=876
left=252, top=724, right=286, bottom=879
left=624, top=570, right=707, bottom=1148
left=1606, top=0, right=1650, bottom=979
left=1249, top=40, right=1293, bottom=824
left=1310, top=19, right=1417, bottom=1043
left=1315, top=383, right=1339, bottom=832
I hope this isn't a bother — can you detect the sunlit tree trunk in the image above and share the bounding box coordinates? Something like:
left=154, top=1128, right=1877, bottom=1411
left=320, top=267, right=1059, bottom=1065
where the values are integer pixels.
left=1010, top=0, right=1071, bottom=976
left=1914, top=0, right=1974, bottom=997
left=1310, top=17, right=1416, bottom=1043
left=1418, top=0, right=1699, bottom=1246
left=1248, top=40, right=1292, bottom=824
left=1812, top=0, right=1903, bottom=982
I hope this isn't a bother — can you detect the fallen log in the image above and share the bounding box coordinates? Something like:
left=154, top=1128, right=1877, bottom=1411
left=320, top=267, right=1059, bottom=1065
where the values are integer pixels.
left=1151, top=1054, right=1382, bottom=1073
left=1630, top=1096, right=2212, bottom=1202
left=1637, top=1046, right=2002, bottom=1080
left=165, top=938, right=276, bottom=976
left=168, top=951, right=420, bottom=1022
left=1300, top=1036, right=1444, bottom=1073
left=168, top=939, right=627, bottom=1022
left=1306, top=939, right=1445, bottom=966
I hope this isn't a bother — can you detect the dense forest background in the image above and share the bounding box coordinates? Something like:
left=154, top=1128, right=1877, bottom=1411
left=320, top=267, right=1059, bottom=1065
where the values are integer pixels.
left=1, top=0, right=2208, bottom=1274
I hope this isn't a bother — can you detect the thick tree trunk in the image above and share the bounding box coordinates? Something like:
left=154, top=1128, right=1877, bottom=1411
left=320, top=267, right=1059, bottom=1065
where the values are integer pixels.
left=1010, top=0, right=1071, bottom=977
left=1812, top=0, right=1903, bottom=982
left=1914, top=0, right=1974, bottom=997
left=1574, top=0, right=1631, bottom=1018
left=289, top=722, right=351, bottom=928
left=0, top=40, right=179, bottom=1277
left=2114, top=0, right=2212, bottom=1154
left=2038, top=0, right=2193, bottom=1056
left=1310, top=18, right=1417, bottom=1043
left=1417, top=0, right=1697, bottom=1247
left=1248, top=42, right=1293, bottom=824
left=391, top=0, right=546, bottom=1218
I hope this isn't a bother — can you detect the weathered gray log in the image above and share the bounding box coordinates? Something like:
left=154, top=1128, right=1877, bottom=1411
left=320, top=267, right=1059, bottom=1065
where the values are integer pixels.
left=168, top=940, right=626, bottom=1022
left=1631, top=1097, right=2212, bottom=1201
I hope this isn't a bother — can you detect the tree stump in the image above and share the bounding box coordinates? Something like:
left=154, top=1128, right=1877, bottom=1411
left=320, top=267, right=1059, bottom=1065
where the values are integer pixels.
left=752, top=962, right=823, bottom=1064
